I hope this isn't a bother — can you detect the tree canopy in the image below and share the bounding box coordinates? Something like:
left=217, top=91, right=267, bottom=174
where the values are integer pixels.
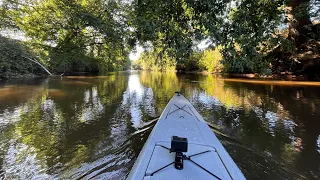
left=131, top=0, right=319, bottom=74
left=1, top=0, right=132, bottom=74
left=1, top=0, right=320, bottom=78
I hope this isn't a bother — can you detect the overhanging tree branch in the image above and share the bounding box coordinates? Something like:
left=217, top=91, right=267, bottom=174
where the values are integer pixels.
left=22, top=56, right=52, bottom=76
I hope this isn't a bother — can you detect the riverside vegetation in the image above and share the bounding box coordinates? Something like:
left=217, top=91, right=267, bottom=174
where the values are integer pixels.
left=0, top=0, right=319, bottom=80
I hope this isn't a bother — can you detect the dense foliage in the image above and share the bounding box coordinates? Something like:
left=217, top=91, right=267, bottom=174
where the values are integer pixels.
left=132, top=47, right=176, bottom=71
left=199, top=48, right=223, bottom=73
left=130, top=0, right=320, bottom=75
left=0, top=0, right=132, bottom=77
left=1, top=0, right=320, bottom=78
left=0, top=35, right=45, bottom=80
left=133, top=47, right=224, bottom=72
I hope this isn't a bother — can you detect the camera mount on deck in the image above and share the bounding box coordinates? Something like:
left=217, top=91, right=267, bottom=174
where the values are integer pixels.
left=170, top=136, right=188, bottom=170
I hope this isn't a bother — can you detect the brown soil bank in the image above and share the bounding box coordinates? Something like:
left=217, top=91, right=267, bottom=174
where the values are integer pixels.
left=226, top=73, right=308, bottom=81
left=223, top=78, right=320, bottom=86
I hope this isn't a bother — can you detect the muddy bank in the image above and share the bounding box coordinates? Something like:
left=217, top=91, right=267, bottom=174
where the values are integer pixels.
left=177, top=71, right=313, bottom=81
left=0, top=73, right=46, bottom=81
left=225, top=73, right=310, bottom=81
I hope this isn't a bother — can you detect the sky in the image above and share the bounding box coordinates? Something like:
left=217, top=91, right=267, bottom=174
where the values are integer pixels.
left=129, top=45, right=144, bottom=61
left=128, top=39, right=212, bottom=61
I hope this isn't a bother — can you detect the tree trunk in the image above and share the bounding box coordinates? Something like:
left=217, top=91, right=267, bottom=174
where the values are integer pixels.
left=287, top=0, right=313, bottom=46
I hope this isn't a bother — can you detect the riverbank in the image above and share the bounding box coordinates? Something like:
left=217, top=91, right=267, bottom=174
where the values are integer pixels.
left=0, top=73, right=46, bottom=81
left=177, top=70, right=316, bottom=81
left=1, top=69, right=317, bottom=82
left=225, top=73, right=309, bottom=81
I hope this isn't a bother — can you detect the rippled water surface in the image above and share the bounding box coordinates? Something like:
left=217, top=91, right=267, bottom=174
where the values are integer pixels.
left=0, top=71, right=320, bottom=179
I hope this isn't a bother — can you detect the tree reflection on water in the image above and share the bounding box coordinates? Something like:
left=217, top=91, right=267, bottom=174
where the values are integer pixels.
left=0, top=71, right=319, bottom=179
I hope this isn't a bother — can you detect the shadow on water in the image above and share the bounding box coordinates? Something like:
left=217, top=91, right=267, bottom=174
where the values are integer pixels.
left=75, top=118, right=158, bottom=180
left=0, top=71, right=320, bottom=180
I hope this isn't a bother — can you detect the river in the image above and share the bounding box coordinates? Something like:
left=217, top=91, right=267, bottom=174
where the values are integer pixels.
left=0, top=71, right=319, bottom=179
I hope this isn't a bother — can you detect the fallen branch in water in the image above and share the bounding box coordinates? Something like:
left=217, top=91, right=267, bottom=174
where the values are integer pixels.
left=22, top=56, right=52, bottom=76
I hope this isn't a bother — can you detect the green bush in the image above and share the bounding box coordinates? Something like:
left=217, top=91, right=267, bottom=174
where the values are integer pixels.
left=0, top=35, right=44, bottom=79
left=199, top=48, right=223, bottom=73
left=134, top=48, right=176, bottom=71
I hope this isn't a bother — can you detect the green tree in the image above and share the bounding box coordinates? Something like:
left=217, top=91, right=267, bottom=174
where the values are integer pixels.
left=287, top=0, right=320, bottom=45
left=130, top=0, right=197, bottom=60
left=1, top=0, right=320, bottom=76
left=135, top=47, right=176, bottom=71
left=1, top=0, right=132, bottom=73
left=131, top=0, right=319, bottom=74
left=0, top=35, right=45, bottom=79
left=199, top=48, right=223, bottom=73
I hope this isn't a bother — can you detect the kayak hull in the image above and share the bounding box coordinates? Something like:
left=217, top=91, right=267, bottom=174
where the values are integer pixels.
left=127, top=93, right=245, bottom=180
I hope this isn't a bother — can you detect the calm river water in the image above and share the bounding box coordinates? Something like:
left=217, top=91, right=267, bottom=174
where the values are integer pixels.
left=0, top=71, right=319, bottom=179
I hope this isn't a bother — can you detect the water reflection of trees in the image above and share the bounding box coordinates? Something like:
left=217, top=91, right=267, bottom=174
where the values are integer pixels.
left=0, top=75, right=132, bottom=179
left=140, top=71, right=180, bottom=112
left=1, top=72, right=319, bottom=179
left=139, top=72, right=319, bottom=179
left=197, top=75, right=320, bottom=179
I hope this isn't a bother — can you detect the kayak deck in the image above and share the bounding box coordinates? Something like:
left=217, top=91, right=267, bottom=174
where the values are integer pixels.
left=128, top=93, right=245, bottom=180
